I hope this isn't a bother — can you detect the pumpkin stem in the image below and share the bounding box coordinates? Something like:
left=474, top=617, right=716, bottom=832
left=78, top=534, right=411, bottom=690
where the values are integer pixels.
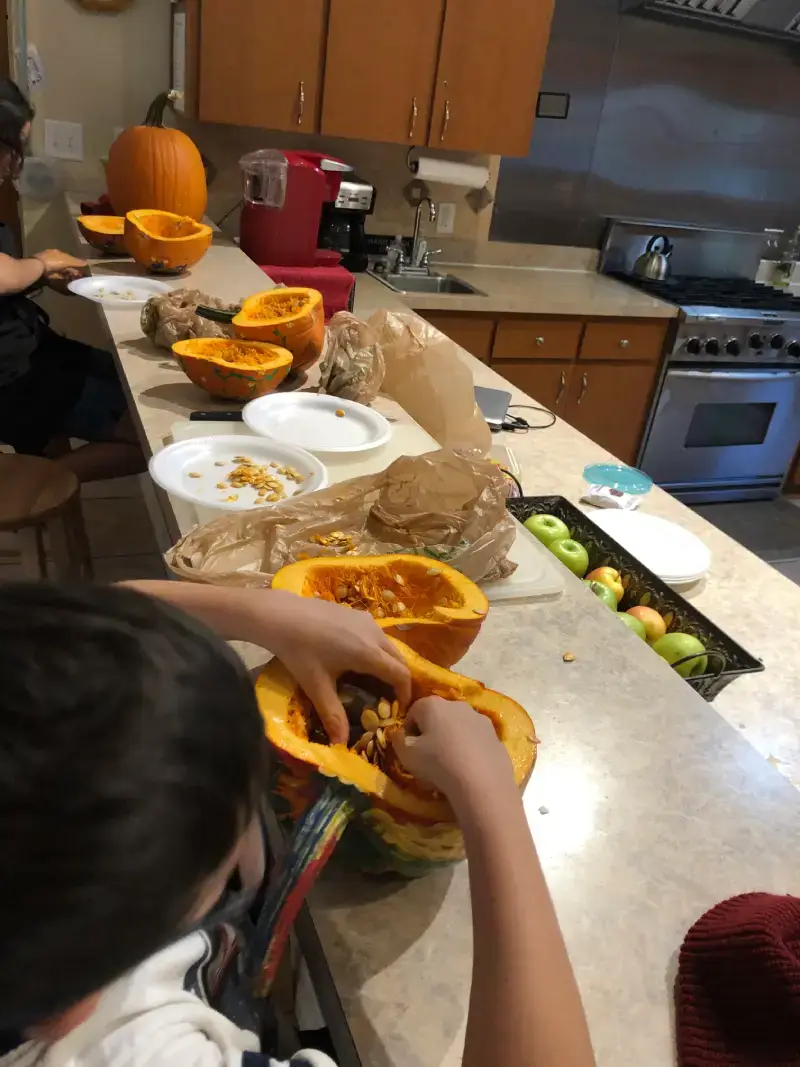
left=144, top=91, right=173, bottom=128
left=196, top=304, right=239, bottom=325
left=248, top=782, right=356, bottom=996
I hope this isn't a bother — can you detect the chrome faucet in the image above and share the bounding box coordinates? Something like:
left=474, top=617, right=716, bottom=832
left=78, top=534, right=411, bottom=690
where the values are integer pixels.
left=410, top=197, right=436, bottom=271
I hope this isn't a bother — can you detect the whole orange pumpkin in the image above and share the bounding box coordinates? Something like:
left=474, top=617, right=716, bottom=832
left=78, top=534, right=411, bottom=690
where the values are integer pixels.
left=107, top=94, right=207, bottom=221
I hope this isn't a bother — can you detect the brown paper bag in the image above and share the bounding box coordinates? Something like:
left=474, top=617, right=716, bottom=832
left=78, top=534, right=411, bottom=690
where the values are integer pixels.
left=368, top=308, right=492, bottom=457
left=318, top=312, right=385, bottom=403
left=167, top=449, right=517, bottom=588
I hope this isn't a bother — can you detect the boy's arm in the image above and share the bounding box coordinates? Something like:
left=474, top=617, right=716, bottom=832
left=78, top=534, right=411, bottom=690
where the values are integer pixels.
left=393, top=699, right=596, bottom=1067
left=0, top=250, right=87, bottom=295
left=121, top=581, right=411, bottom=745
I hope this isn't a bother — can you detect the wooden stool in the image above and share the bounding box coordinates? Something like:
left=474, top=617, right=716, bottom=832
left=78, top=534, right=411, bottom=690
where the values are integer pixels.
left=0, top=455, right=93, bottom=580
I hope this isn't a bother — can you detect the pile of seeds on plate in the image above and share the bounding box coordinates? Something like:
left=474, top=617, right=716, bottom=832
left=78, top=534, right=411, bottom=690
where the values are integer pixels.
left=189, top=454, right=306, bottom=505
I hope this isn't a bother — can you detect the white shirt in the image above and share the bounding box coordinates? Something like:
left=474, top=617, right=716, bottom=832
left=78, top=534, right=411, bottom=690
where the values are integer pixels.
left=0, top=933, right=336, bottom=1067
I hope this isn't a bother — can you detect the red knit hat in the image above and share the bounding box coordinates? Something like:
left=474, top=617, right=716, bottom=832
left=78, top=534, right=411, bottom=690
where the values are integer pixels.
left=676, top=892, right=800, bottom=1066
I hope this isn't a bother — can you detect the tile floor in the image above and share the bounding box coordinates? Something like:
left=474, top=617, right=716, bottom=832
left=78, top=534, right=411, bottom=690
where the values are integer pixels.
left=0, top=474, right=167, bottom=584
left=692, top=496, right=800, bottom=587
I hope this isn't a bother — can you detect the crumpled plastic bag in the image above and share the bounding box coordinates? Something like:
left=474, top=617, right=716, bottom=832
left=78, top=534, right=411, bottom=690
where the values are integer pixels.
left=141, top=288, right=238, bottom=351
left=369, top=308, right=492, bottom=458
left=167, top=449, right=517, bottom=587
left=317, top=312, right=385, bottom=404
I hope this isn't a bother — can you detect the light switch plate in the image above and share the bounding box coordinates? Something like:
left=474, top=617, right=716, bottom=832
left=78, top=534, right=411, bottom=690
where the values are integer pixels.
left=44, top=120, right=84, bottom=161
left=437, top=202, right=456, bottom=235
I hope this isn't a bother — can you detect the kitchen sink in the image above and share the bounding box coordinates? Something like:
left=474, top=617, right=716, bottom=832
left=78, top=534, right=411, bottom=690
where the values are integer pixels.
left=371, top=272, right=487, bottom=296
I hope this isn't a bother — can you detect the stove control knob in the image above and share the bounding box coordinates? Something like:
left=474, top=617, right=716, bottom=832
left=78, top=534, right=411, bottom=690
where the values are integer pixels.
left=787, top=341, right=800, bottom=358
left=725, top=339, right=741, bottom=356
left=749, top=333, right=764, bottom=350
left=770, top=334, right=786, bottom=350
left=684, top=337, right=702, bottom=355
left=705, top=338, right=720, bottom=355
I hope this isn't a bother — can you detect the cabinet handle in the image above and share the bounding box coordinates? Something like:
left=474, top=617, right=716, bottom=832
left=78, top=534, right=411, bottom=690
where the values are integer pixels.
left=409, top=95, right=418, bottom=140
left=619, top=338, right=630, bottom=348
left=440, top=98, right=451, bottom=142
left=297, top=80, right=305, bottom=126
left=577, top=372, right=589, bottom=404
left=556, top=370, right=566, bottom=403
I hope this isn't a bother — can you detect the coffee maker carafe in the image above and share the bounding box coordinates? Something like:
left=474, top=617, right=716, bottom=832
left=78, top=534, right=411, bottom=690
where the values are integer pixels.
left=239, top=149, right=352, bottom=267
left=318, top=176, right=376, bottom=273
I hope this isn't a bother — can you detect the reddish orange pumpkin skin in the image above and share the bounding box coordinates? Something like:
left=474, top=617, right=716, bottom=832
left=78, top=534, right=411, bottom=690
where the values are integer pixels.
left=233, top=289, right=325, bottom=372
left=107, top=126, right=208, bottom=221
left=173, top=338, right=293, bottom=401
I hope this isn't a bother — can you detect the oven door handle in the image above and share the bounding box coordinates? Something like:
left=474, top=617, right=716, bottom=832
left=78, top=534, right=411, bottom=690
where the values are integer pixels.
left=669, top=369, right=800, bottom=382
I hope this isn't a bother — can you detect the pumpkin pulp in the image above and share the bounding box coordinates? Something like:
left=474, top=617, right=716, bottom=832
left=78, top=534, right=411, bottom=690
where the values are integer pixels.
left=272, top=554, right=489, bottom=668
left=232, top=287, right=325, bottom=371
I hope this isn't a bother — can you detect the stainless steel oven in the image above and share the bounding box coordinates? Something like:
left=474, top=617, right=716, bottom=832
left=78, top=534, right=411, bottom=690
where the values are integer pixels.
left=640, top=366, right=800, bottom=502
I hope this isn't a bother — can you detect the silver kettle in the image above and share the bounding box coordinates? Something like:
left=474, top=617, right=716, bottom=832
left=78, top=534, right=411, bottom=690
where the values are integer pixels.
left=633, top=235, right=673, bottom=280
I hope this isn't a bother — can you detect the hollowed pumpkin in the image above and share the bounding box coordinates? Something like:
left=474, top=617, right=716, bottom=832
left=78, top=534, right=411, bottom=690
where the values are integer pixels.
left=77, top=215, right=127, bottom=256
left=272, top=554, right=489, bottom=668
left=107, top=94, right=208, bottom=221
left=124, top=210, right=213, bottom=275
left=173, top=338, right=293, bottom=400
left=256, top=640, right=537, bottom=877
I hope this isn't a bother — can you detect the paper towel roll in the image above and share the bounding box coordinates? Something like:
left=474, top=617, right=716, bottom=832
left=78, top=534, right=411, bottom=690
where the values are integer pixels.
left=410, top=157, right=490, bottom=188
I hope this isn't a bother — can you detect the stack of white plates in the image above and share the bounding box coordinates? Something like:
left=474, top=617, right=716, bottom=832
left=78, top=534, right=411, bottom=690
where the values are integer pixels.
left=584, top=509, right=711, bottom=586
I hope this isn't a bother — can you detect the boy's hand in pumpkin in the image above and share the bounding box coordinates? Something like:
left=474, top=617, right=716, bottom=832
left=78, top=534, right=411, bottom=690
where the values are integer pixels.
left=393, top=696, right=517, bottom=809
left=267, top=593, right=412, bottom=745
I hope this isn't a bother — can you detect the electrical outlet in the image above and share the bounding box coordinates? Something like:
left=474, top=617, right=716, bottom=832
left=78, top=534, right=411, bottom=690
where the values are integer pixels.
left=44, top=120, right=84, bottom=162
left=437, top=202, right=456, bottom=236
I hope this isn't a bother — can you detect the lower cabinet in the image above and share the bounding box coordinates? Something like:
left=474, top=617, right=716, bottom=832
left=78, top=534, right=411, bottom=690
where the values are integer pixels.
left=492, top=361, right=572, bottom=415
left=564, top=363, right=658, bottom=465
left=419, top=312, right=495, bottom=364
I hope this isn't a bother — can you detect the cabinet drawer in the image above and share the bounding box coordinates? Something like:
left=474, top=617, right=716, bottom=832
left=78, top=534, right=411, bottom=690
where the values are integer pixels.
left=492, top=361, right=572, bottom=414
left=493, top=317, right=582, bottom=361
left=421, top=312, right=495, bottom=363
left=580, top=321, right=666, bottom=363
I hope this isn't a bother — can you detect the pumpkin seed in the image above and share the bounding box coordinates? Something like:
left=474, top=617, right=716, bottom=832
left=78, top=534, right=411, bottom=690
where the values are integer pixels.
left=188, top=472, right=202, bottom=479
left=375, top=607, right=386, bottom=618
left=215, top=461, right=227, bottom=467
left=391, top=701, right=400, bottom=717
left=336, top=409, right=345, bottom=418
left=563, top=651, right=576, bottom=663
left=377, top=699, right=392, bottom=720
left=361, top=708, right=380, bottom=732
left=381, top=589, right=397, bottom=602
left=376, top=728, right=386, bottom=750
left=366, top=738, right=375, bottom=759
left=335, top=584, right=349, bottom=600
left=426, top=568, right=440, bottom=576
left=394, top=574, right=405, bottom=585
left=393, top=601, right=406, bottom=614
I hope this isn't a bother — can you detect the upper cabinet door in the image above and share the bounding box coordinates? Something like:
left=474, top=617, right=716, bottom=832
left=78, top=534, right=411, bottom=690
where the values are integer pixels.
left=429, top=0, right=555, bottom=156
left=199, top=0, right=327, bottom=131
left=321, top=0, right=444, bottom=144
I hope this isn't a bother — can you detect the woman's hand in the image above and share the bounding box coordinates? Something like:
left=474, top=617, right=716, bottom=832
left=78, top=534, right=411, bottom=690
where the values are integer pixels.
left=34, top=249, right=88, bottom=275
left=265, top=592, right=412, bottom=745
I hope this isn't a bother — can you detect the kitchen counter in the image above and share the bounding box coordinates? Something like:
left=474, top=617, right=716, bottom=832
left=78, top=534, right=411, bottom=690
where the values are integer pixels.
left=62, top=220, right=800, bottom=1067
left=366, top=262, right=679, bottom=318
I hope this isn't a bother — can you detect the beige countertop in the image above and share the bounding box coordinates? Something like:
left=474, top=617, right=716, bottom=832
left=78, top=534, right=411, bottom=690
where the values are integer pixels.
left=61, top=217, right=800, bottom=1067
left=368, top=262, right=679, bottom=318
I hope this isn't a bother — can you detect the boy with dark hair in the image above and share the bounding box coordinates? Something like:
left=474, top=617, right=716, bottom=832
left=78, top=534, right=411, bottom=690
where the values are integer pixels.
left=0, top=581, right=595, bottom=1067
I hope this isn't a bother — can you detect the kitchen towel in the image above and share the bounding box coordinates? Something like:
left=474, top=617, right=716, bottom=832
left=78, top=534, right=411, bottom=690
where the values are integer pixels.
left=409, top=157, right=490, bottom=189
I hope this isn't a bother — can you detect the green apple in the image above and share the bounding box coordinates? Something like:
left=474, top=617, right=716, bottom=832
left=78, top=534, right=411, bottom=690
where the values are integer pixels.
left=524, top=513, right=571, bottom=547
left=583, top=578, right=618, bottom=611
left=651, top=633, right=708, bottom=678
left=619, top=613, right=646, bottom=639
left=548, top=537, right=589, bottom=578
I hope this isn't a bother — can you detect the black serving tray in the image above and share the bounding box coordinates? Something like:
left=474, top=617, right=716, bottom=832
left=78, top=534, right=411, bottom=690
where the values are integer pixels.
left=507, top=496, right=764, bottom=702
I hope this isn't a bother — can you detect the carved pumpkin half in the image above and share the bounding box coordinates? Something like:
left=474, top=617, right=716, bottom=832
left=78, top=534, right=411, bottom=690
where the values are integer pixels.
left=124, top=210, right=213, bottom=275
left=173, top=338, right=293, bottom=401
left=77, top=215, right=127, bottom=256
left=233, top=288, right=324, bottom=371
left=256, top=640, right=537, bottom=877
left=271, top=554, right=489, bottom=668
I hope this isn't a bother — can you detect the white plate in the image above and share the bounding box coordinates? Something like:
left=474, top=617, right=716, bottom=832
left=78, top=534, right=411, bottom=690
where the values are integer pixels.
left=68, top=275, right=172, bottom=309
left=149, top=435, right=328, bottom=512
left=243, top=394, right=392, bottom=454
left=585, top=509, right=712, bottom=585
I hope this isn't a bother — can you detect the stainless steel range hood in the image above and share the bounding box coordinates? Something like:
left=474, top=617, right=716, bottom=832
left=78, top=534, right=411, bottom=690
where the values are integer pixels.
left=621, top=0, right=800, bottom=41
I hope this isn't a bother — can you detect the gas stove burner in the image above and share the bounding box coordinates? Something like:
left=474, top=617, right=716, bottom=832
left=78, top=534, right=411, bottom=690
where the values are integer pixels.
left=609, top=272, right=800, bottom=315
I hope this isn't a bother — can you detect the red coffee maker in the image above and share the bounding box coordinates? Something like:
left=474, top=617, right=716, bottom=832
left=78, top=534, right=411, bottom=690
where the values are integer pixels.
left=239, top=149, right=352, bottom=267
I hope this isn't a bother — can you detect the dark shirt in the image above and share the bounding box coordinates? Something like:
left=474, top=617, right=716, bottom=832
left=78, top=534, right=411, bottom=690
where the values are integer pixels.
left=0, top=225, right=46, bottom=388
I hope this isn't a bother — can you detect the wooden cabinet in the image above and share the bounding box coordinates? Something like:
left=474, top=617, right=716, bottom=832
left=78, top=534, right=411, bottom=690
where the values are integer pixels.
left=321, top=0, right=444, bottom=144
left=493, top=362, right=573, bottom=416
left=430, top=0, right=555, bottom=156
left=420, top=312, right=495, bottom=363
left=564, top=363, right=658, bottom=465
left=198, top=0, right=326, bottom=131
left=581, top=321, right=665, bottom=363
left=493, top=318, right=583, bottom=361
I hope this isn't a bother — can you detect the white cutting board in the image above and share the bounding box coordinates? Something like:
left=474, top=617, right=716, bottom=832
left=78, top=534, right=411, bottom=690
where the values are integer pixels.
left=167, top=419, right=563, bottom=603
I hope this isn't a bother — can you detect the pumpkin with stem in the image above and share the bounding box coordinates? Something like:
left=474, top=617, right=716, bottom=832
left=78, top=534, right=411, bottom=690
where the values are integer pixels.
left=197, top=288, right=324, bottom=372
left=272, top=554, right=489, bottom=668
left=107, top=92, right=208, bottom=221
left=125, top=210, right=213, bottom=275
left=256, top=640, right=537, bottom=878
left=173, top=338, right=293, bottom=401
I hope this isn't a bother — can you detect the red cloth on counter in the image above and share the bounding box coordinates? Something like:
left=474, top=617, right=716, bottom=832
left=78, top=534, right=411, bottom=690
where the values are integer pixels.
left=256, top=259, right=355, bottom=322
left=676, top=892, right=800, bottom=1066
